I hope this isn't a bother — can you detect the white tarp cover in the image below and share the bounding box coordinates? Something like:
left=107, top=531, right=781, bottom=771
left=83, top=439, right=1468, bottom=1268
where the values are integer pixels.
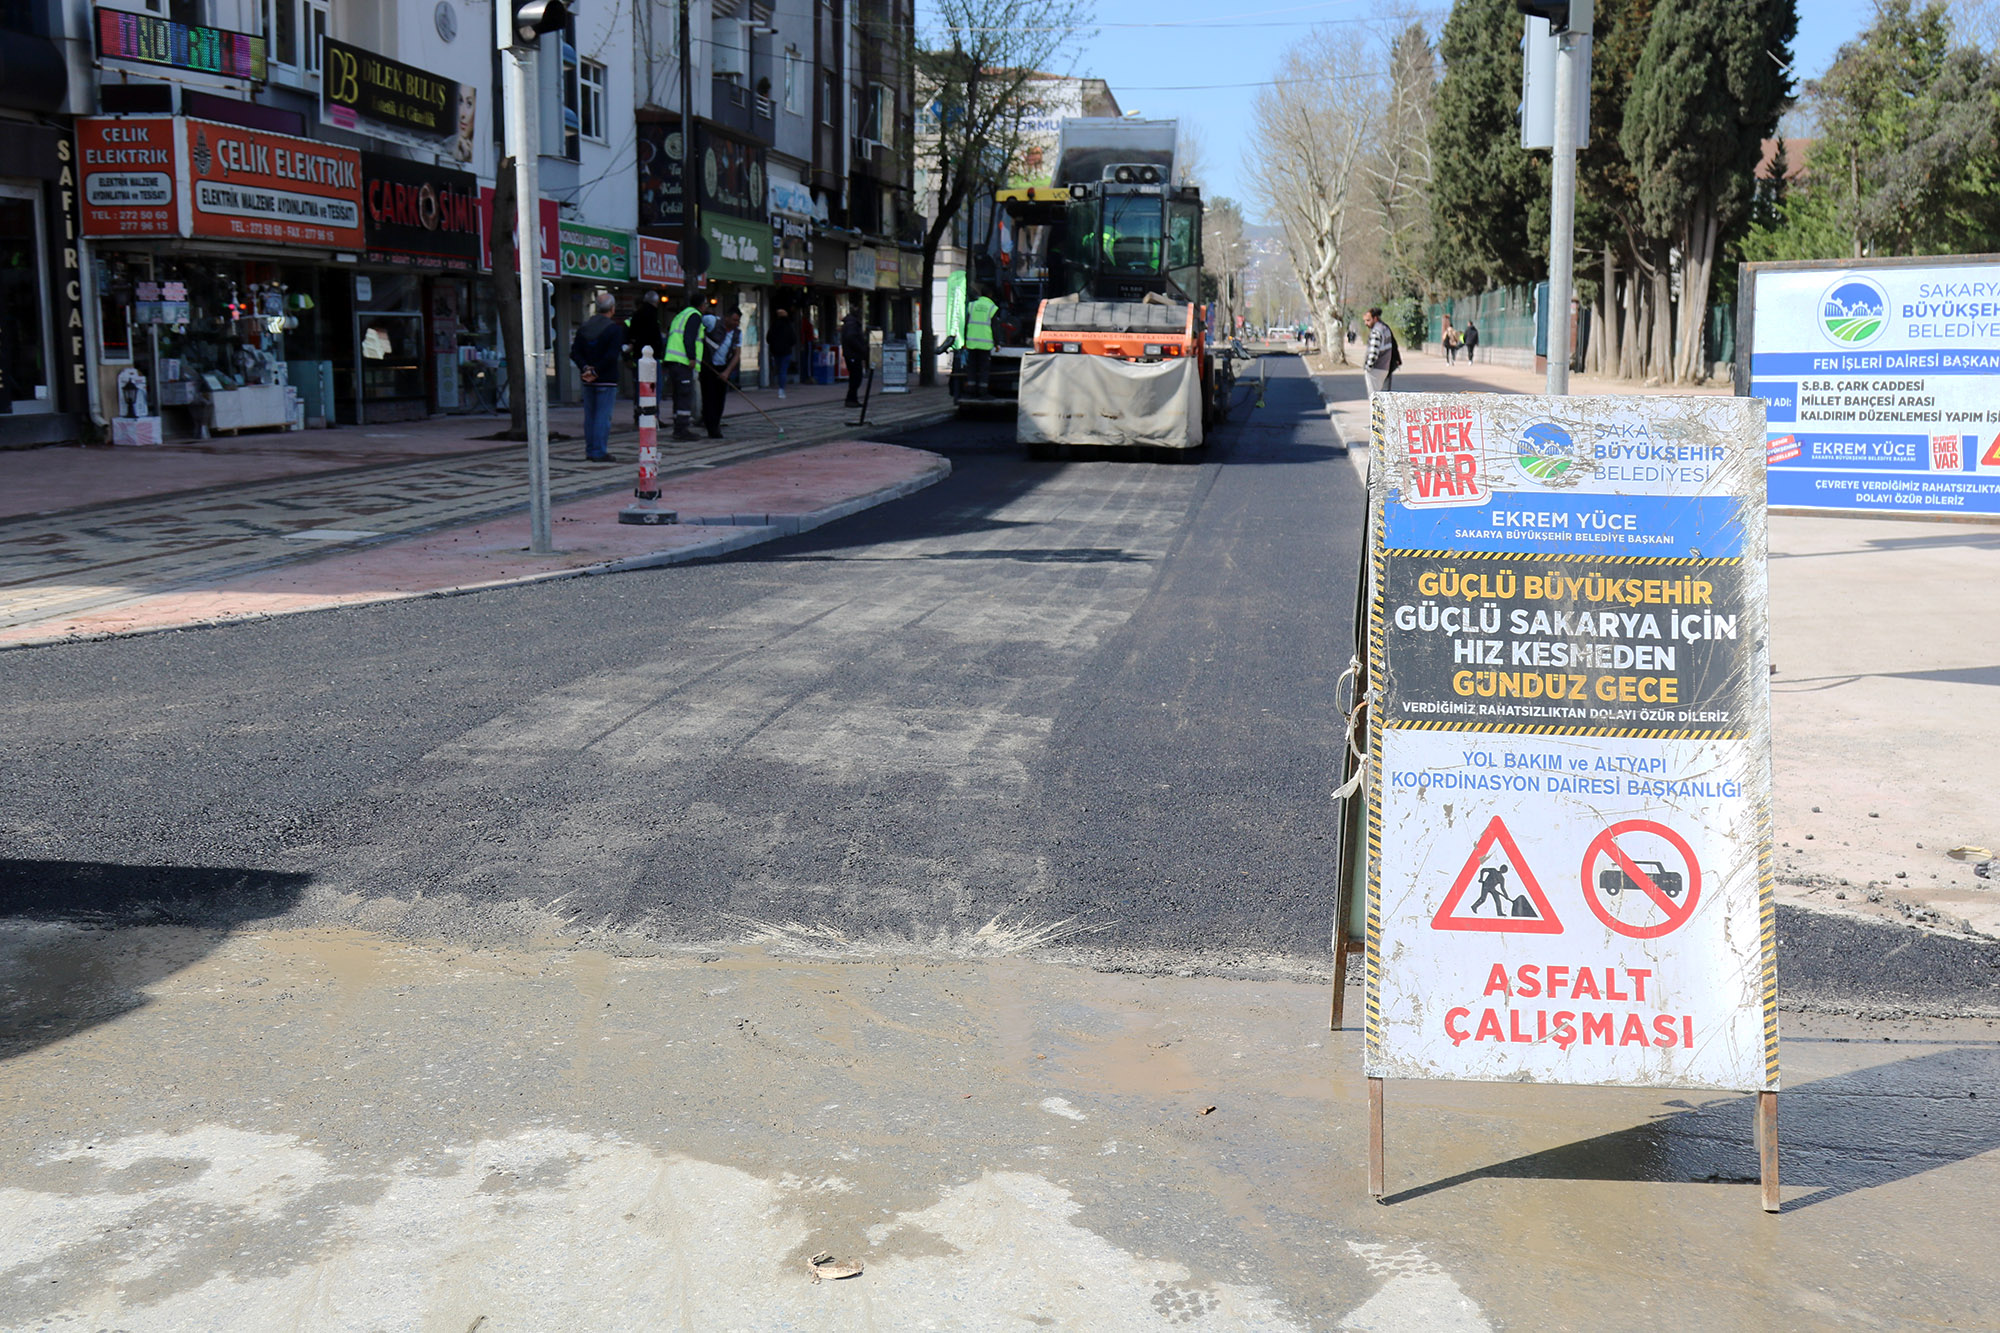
left=1364, top=393, right=1776, bottom=1093
left=1016, top=353, right=1203, bottom=449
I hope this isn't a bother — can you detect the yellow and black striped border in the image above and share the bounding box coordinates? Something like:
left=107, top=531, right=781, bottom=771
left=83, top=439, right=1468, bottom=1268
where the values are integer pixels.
left=1386, top=720, right=1744, bottom=741
left=1386, top=550, right=1741, bottom=566
left=1364, top=400, right=1388, bottom=1064
left=1759, top=800, right=1780, bottom=1091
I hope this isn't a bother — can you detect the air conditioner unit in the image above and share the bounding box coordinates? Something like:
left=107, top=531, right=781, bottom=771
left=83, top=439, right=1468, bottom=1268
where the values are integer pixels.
left=713, top=18, right=748, bottom=78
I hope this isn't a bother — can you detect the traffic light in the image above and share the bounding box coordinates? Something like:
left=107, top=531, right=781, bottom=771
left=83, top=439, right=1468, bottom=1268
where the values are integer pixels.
left=510, top=1, right=569, bottom=48
left=1515, top=0, right=1570, bottom=35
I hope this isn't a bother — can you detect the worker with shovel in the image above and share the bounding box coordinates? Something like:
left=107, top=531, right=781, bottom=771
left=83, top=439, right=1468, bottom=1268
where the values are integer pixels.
left=701, top=305, right=743, bottom=439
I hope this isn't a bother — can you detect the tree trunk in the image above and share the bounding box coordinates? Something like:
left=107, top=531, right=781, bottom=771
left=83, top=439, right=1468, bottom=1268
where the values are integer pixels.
left=493, top=156, right=529, bottom=441
left=1674, top=203, right=1719, bottom=384
left=1620, top=272, right=1642, bottom=381
left=1649, top=263, right=1673, bottom=384
left=1595, top=246, right=1616, bottom=377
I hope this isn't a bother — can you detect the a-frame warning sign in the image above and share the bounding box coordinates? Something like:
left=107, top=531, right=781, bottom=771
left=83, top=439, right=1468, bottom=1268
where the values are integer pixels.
left=1430, top=816, right=1563, bottom=934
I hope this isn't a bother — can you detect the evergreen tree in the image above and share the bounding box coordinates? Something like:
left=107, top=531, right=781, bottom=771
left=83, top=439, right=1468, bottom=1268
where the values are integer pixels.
left=1428, top=0, right=1547, bottom=291
left=1620, top=0, right=1796, bottom=381
left=1743, top=0, right=2000, bottom=260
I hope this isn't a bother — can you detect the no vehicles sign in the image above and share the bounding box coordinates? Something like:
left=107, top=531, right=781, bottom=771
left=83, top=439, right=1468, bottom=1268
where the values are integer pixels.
left=1364, top=394, right=1776, bottom=1095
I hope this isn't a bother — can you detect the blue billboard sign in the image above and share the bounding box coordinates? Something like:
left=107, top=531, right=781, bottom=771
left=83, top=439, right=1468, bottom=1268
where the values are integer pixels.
left=1743, top=258, right=2000, bottom=515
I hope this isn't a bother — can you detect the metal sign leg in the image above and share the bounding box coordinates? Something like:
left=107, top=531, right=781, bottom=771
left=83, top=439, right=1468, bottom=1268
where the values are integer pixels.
left=1757, top=1090, right=1780, bottom=1213
left=1368, top=1076, right=1385, bottom=1199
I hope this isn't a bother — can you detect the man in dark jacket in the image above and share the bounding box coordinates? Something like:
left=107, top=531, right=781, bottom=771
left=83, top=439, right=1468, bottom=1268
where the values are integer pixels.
left=626, top=290, right=664, bottom=424
left=1463, top=321, right=1480, bottom=363
left=839, top=309, right=868, bottom=406
left=570, top=292, right=623, bottom=461
left=767, top=307, right=798, bottom=398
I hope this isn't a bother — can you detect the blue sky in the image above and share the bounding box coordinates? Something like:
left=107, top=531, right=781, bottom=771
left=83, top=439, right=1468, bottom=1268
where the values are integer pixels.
left=1047, top=0, right=1885, bottom=213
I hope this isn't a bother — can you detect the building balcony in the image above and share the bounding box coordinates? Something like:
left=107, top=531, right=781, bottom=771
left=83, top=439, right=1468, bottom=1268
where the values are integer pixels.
left=710, top=77, right=775, bottom=144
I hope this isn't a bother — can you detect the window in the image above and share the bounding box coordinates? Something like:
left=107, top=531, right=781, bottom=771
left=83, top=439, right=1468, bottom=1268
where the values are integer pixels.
left=263, top=0, right=327, bottom=78
left=579, top=59, right=607, bottom=143
left=262, top=0, right=297, bottom=66
left=306, top=3, right=326, bottom=75
left=821, top=71, right=836, bottom=127
left=873, top=84, right=893, bottom=148
left=783, top=48, right=803, bottom=116
left=857, top=83, right=891, bottom=147
left=557, top=22, right=581, bottom=159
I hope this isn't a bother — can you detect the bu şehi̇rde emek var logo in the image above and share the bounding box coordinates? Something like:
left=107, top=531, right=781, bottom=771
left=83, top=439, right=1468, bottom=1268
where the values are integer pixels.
left=1820, top=276, right=1888, bottom=347
left=1515, top=422, right=1578, bottom=482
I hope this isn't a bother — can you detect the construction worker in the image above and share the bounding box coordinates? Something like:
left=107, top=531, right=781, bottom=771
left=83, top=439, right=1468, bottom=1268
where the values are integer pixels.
left=660, top=293, right=703, bottom=441
left=964, top=284, right=998, bottom=398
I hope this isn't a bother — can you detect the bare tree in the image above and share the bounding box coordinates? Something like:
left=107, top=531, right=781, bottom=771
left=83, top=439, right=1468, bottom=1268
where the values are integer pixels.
left=1202, top=196, right=1249, bottom=338
left=1364, top=23, right=1439, bottom=307
left=1250, top=30, right=1378, bottom=362
left=912, top=0, right=1093, bottom=385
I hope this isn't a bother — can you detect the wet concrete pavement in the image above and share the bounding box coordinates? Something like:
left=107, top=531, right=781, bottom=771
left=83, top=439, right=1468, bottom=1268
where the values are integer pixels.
left=2, top=921, right=1995, bottom=1331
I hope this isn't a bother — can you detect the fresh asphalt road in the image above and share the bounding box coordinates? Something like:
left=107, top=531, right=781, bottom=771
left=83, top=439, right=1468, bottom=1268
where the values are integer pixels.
left=3, top=354, right=1996, bottom=1010
left=1, top=358, right=1357, bottom=974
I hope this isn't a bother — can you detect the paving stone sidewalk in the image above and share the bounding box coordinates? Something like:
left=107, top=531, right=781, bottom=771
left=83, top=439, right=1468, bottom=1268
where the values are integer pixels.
left=0, top=387, right=954, bottom=635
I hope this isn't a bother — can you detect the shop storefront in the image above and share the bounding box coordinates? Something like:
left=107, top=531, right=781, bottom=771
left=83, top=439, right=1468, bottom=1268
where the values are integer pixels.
left=702, top=213, right=772, bottom=379
left=552, top=220, right=634, bottom=401
left=0, top=114, right=85, bottom=447
left=79, top=115, right=364, bottom=440
left=359, top=152, right=484, bottom=418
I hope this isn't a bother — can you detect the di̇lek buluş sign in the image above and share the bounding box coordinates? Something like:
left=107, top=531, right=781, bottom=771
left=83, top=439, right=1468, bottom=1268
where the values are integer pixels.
left=1361, top=393, right=1780, bottom=1210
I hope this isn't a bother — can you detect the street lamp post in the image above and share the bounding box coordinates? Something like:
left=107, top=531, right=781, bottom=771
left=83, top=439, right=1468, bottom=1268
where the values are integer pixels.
left=1540, top=0, right=1593, bottom=396
left=500, top=3, right=568, bottom=554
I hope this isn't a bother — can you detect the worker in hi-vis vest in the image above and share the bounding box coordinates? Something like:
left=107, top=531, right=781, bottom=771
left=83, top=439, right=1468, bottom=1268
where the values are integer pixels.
left=964, top=286, right=998, bottom=398
left=660, top=294, right=703, bottom=441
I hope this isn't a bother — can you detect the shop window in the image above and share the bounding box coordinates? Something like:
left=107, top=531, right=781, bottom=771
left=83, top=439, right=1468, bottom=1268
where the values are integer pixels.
left=0, top=188, right=51, bottom=413
left=579, top=58, right=607, bottom=144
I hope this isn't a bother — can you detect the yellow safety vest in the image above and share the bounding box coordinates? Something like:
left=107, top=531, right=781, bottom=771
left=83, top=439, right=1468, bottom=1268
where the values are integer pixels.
left=661, top=307, right=701, bottom=365
left=964, top=296, right=997, bottom=351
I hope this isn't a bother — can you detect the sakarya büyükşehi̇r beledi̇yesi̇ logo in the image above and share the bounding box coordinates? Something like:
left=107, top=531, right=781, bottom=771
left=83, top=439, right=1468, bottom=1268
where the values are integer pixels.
left=1821, top=276, right=1888, bottom=346
left=1515, top=421, right=1578, bottom=481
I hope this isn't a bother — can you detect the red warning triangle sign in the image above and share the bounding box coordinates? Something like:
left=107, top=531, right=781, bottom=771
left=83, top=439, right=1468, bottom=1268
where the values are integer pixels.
left=1982, top=433, right=2000, bottom=468
left=1431, top=816, right=1563, bottom=934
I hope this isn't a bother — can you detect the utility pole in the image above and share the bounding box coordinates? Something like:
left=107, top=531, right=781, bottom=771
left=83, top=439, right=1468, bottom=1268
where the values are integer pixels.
left=680, top=0, right=700, bottom=296
left=501, top=2, right=569, bottom=553
left=1521, top=0, right=1593, bottom=395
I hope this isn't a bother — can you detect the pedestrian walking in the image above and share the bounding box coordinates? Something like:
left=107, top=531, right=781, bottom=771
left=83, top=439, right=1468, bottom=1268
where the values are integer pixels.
left=766, top=306, right=798, bottom=399
left=570, top=292, right=623, bottom=462
left=701, top=305, right=744, bottom=438
left=1362, top=306, right=1401, bottom=397
left=1442, top=317, right=1462, bottom=366
left=1463, top=321, right=1480, bottom=364
left=661, top=293, right=703, bottom=441
left=962, top=284, right=998, bottom=398
left=626, top=290, right=664, bottom=423
left=839, top=308, right=868, bottom=406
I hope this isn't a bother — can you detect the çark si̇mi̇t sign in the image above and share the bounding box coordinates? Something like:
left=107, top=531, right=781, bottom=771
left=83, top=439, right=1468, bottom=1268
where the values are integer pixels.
left=1365, top=393, right=1775, bottom=1096
left=362, top=151, right=479, bottom=270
